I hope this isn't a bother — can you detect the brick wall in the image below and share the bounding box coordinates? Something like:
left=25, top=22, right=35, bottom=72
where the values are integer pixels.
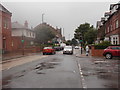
left=91, top=46, right=104, bottom=57
left=1, top=10, right=12, bottom=52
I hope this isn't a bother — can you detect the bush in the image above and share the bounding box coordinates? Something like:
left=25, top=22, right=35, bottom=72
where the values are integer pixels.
left=94, top=41, right=111, bottom=49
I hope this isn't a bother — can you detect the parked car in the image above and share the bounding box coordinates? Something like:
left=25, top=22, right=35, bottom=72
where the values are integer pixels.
left=54, top=46, right=61, bottom=51
left=75, top=46, right=79, bottom=49
left=63, top=46, right=73, bottom=55
left=103, top=46, right=120, bottom=59
left=43, top=47, right=56, bottom=55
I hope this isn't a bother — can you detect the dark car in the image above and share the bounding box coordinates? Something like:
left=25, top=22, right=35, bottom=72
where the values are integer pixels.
left=103, top=46, right=120, bottom=59
left=54, top=46, right=61, bottom=51
left=43, top=47, right=56, bottom=55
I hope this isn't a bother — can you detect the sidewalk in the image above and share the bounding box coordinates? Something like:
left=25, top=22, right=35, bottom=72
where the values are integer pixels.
left=1, top=52, right=41, bottom=64
left=76, top=50, right=119, bottom=88
left=75, top=49, right=92, bottom=58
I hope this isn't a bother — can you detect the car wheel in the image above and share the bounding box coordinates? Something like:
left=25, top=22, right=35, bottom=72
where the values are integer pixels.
left=52, top=52, right=54, bottom=55
left=43, top=53, right=45, bottom=55
left=105, top=53, right=112, bottom=59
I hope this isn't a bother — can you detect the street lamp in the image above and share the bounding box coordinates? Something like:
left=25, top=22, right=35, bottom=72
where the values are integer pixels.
left=42, top=13, right=45, bottom=23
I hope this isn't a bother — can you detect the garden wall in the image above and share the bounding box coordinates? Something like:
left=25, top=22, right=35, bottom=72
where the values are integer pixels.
left=91, top=46, right=104, bottom=57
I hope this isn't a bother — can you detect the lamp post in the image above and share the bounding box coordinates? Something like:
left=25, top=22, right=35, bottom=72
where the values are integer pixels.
left=42, top=13, right=44, bottom=23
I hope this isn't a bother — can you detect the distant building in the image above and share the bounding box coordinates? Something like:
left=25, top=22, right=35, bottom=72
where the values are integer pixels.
left=34, top=22, right=64, bottom=44
left=11, top=21, right=35, bottom=51
left=96, top=2, right=120, bottom=45
left=0, top=4, right=12, bottom=52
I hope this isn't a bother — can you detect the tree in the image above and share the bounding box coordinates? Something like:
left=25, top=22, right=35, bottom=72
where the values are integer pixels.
left=65, top=40, right=71, bottom=45
left=74, top=23, right=91, bottom=40
left=34, top=25, right=55, bottom=44
left=84, top=29, right=97, bottom=44
left=71, top=38, right=78, bottom=46
left=74, top=23, right=97, bottom=45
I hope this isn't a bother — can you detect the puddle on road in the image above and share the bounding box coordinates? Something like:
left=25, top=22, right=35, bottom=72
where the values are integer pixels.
left=2, top=57, right=61, bottom=88
left=35, top=61, right=60, bottom=74
left=32, top=57, right=61, bottom=74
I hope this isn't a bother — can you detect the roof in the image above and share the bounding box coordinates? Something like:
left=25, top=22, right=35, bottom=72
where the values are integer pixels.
left=12, top=21, right=33, bottom=31
left=12, top=22, right=26, bottom=29
left=0, top=4, right=12, bottom=15
left=110, top=2, right=120, bottom=10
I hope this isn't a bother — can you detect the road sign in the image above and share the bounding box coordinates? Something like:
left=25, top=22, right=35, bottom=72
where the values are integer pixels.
left=21, top=40, right=24, bottom=43
left=80, top=40, right=83, bottom=42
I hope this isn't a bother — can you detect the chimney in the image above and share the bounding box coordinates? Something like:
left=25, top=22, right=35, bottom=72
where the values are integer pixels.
left=24, top=20, right=28, bottom=27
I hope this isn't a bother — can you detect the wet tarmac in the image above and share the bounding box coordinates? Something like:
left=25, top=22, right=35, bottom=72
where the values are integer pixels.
left=2, top=49, right=120, bottom=89
left=2, top=50, right=82, bottom=88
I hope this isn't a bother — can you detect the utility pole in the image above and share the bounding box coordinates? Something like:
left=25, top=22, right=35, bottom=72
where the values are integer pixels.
left=42, top=13, right=44, bottom=23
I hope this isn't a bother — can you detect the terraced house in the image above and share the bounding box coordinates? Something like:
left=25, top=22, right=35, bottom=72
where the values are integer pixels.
left=96, top=2, right=120, bottom=45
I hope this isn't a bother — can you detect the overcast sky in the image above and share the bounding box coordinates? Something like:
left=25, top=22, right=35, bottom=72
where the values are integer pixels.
left=1, top=1, right=119, bottom=40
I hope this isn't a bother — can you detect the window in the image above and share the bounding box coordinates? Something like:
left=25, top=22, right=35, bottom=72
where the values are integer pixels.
left=116, top=37, right=118, bottom=45
left=111, top=25, right=112, bottom=31
left=108, top=26, right=109, bottom=33
left=105, top=28, right=106, bottom=34
left=111, top=47, right=118, bottom=50
left=3, top=18, right=9, bottom=29
left=113, top=37, right=115, bottom=45
left=116, top=20, right=118, bottom=29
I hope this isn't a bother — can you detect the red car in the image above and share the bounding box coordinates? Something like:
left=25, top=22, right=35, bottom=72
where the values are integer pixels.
left=43, top=47, right=56, bottom=55
left=103, top=46, right=120, bottom=59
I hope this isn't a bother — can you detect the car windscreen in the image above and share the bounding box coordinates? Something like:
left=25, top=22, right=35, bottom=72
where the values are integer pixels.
left=44, top=47, right=52, bottom=49
left=111, top=47, right=120, bottom=50
left=64, top=46, right=72, bottom=49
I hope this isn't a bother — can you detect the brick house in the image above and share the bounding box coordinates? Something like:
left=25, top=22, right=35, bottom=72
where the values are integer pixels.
left=0, top=4, right=12, bottom=52
left=104, top=3, right=120, bottom=45
left=96, top=2, right=120, bottom=45
left=11, top=21, right=35, bottom=51
left=96, top=20, right=105, bottom=44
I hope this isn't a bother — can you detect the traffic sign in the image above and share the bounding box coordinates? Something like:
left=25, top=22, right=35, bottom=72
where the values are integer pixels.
left=21, top=40, right=24, bottom=43
left=80, top=40, right=83, bottom=42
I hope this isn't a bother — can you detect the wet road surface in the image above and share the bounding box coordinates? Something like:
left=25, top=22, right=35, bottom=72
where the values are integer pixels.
left=2, top=49, right=120, bottom=89
left=2, top=50, right=83, bottom=88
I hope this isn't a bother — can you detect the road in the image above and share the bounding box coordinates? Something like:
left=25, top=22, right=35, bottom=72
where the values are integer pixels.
left=1, top=49, right=119, bottom=89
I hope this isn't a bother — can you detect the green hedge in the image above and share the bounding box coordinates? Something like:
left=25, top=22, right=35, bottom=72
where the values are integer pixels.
left=94, top=45, right=108, bottom=49
left=0, top=49, right=2, bottom=54
left=94, top=41, right=120, bottom=49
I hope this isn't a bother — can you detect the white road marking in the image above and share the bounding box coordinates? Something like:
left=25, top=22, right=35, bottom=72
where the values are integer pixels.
left=78, top=63, right=87, bottom=89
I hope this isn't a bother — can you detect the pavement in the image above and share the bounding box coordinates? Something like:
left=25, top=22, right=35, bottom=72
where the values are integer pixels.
left=1, top=52, right=41, bottom=64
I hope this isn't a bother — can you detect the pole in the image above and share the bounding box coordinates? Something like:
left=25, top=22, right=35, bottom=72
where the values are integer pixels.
left=81, top=42, right=82, bottom=54
left=22, top=30, right=24, bottom=55
left=42, top=13, right=44, bottom=23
